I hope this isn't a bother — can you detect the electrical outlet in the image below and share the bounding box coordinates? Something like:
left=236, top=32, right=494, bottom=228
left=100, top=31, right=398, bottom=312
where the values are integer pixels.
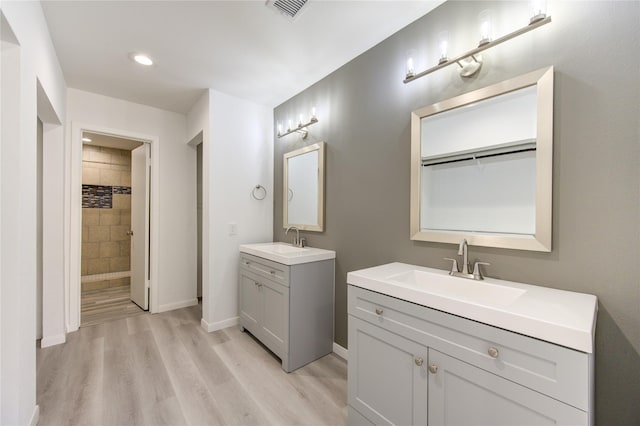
left=229, top=222, right=237, bottom=236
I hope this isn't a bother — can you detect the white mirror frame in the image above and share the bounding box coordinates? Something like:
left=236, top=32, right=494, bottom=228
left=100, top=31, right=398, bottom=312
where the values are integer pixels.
left=410, top=66, right=554, bottom=251
left=283, top=141, right=325, bottom=232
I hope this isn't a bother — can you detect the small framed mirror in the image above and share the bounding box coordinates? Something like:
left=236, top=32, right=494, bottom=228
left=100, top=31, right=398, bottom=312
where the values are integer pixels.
left=410, top=67, right=554, bottom=251
left=284, top=142, right=325, bottom=232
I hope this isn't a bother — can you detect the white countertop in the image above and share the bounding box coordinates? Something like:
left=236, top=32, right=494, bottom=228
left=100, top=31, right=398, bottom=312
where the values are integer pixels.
left=347, top=262, right=598, bottom=353
left=240, top=242, right=336, bottom=266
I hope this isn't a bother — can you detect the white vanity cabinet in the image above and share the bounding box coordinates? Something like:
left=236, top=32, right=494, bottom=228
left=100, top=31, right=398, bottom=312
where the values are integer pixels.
left=239, top=252, right=334, bottom=372
left=347, top=285, right=593, bottom=426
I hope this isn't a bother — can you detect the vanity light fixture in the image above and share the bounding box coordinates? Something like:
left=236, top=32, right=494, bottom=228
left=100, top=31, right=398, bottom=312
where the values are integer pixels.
left=403, top=6, right=551, bottom=83
left=277, top=108, right=318, bottom=139
left=81, top=137, right=92, bottom=142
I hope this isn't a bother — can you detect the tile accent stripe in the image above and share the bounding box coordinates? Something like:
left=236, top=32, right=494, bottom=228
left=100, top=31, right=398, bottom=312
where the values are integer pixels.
left=82, top=184, right=131, bottom=208
left=113, top=186, right=132, bottom=195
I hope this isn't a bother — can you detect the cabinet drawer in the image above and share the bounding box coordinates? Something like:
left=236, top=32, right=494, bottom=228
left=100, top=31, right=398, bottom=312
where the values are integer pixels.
left=348, top=285, right=591, bottom=411
left=240, top=253, right=289, bottom=287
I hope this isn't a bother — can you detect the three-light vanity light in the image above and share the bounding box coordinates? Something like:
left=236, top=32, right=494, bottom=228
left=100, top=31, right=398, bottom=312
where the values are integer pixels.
left=277, top=107, right=318, bottom=139
left=404, top=1, right=551, bottom=83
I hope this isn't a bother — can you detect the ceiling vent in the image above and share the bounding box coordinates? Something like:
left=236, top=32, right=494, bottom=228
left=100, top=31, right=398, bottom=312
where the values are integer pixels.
left=265, top=0, right=309, bottom=21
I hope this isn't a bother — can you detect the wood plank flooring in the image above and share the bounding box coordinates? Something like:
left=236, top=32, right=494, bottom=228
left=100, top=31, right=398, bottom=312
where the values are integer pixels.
left=37, top=304, right=348, bottom=426
left=81, top=285, right=146, bottom=327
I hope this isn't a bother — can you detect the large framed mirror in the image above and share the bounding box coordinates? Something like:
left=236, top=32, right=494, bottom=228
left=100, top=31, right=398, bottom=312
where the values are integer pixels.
left=410, top=67, right=554, bottom=251
left=284, top=142, right=325, bottom=232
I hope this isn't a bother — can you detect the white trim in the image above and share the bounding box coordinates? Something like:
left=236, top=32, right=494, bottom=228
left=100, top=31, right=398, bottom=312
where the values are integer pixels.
left=333, top=342, right=348, bottom=361
left=29, top=405, right=40, bottom=426
left=201, top=316, right=239, bottom=333
left=67, top=122, right=161, bottom=332
left=40, top=334, right=66, bottom=348
left=157, top=298, right=198, bottom=313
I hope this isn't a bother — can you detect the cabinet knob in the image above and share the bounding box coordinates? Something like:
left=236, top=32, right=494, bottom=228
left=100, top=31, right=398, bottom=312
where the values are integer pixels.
left=488, top=347, right=499, bottom=358
left=375, top=308, right=384, bottom=315
left=415, top=357, right=424, bottom=366
left=270, top=270, right=276, bottom=275
left=428, top=364, right=438, bottom=374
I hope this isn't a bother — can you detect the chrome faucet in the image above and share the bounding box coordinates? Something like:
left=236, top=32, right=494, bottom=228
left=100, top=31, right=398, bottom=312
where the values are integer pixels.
left=458, top=239, right=471, bottom=275
left=285, top=226, right=305, bottom=247
left=445, top=238, right=490, bottom=281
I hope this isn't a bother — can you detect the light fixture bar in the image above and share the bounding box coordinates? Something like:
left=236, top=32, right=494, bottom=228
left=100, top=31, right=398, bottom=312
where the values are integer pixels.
left=404, top=16, right=551, bottom=84
left=277, top=117, right=318, bottom=139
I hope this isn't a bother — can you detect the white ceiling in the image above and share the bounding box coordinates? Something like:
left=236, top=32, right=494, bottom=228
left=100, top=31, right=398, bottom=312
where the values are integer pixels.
left=41, top=0, right=444, bottom=114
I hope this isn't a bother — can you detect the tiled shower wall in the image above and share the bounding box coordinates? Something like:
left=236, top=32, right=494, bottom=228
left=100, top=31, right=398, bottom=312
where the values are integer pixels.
left=81, top=145, right=132, bottom=292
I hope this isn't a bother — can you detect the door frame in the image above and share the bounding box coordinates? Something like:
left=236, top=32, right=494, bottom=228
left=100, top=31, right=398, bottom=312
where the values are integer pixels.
left=67, top=122, right=160, bottom=332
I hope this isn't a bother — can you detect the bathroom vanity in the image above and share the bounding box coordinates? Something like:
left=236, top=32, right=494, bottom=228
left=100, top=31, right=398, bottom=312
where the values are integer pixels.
left=239, top=242, right=335, bottom=372
left=347, top=263, right=597, bottom=426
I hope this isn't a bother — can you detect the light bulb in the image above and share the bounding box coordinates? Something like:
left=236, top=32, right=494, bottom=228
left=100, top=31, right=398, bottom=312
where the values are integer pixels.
left=288, top=120, right=293, bottom=131
left=277, top=123, right=282, bottom=135
left=298, top=114, right=304, bottom=127
left=406, top=49, right=416, bottom=78
left=311, top=107, right=317, bottom=121
left=530, top=0, right=547, bottom=24
left=478, top=10, right=492, bottom=46
left=438, top=31, right=449, bottom=64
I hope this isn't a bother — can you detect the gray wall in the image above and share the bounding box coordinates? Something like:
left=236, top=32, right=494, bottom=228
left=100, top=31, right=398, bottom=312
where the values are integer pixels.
left=273, top=1, right=639, bottom=423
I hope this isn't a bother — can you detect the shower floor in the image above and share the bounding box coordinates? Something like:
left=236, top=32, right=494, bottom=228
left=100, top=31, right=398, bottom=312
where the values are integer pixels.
left=81, top=285, right=145, bottom=327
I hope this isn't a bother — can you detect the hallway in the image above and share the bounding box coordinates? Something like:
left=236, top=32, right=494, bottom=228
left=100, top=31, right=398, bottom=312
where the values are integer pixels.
left=36, top=304, right=348, bottom=425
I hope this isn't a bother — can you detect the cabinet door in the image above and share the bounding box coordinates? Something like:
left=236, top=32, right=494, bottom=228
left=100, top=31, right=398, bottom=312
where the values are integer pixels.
left=260, top=278, right=289, bottom=357
left=428, top=349, right=587, bottom=426
left=348, top=316, right=428, bottom=426
left=239, top=272, right=261, bottom=333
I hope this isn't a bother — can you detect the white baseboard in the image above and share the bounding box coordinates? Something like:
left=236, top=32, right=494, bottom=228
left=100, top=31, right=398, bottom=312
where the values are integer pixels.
left=201, top=316, right=239, bottom=333
left=333, top=342, right=348, bottom=361
left=40, top=333, right=66, bottom=348
left=157, top=298, right=198, bottom=313
left=29, top=405, right=40, bottom=426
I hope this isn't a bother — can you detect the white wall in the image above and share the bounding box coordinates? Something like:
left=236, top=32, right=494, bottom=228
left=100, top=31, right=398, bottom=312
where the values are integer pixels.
left=191, top=89, right=273, bottom=331
left=0, top=2, right=67, bottom=425
left=66, top=89, right=197, bottom=324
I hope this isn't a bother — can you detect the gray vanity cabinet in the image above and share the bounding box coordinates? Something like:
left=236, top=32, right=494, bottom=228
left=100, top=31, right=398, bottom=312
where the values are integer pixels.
left=428, top=349, right=586, bottom=425
left=348, top=316, right=428, bottom=426
left=239, top=253, right=334, bottom=372
left=348, top=285, right=593, bottom=426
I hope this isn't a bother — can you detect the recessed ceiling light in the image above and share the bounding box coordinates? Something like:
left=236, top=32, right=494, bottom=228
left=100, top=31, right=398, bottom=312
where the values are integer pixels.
left=131, top=53, right=153, bottom=66
left=82, top=137, right=92, bottom=142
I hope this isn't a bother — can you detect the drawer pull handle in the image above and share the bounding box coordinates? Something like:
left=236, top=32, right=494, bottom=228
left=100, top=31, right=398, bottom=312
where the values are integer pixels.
left=415, top=357, right=424, bottom=366
left=375, top=308, right=384, bottom=315
left=428, top=364, right=438, bottom=374
left=488, top=347, right=500, bottom=358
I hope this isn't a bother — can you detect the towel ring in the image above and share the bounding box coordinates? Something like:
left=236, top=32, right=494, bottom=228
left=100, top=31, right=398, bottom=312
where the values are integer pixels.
left=252, top=185, right=267, bottom=200
left=287, top=188, right=294, bottom=202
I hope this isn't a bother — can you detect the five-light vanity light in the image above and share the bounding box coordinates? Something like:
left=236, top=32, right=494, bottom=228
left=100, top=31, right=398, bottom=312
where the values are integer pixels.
left=404, top=0, right=551, bottom=83
left=277, top=107, right=318, bottom=139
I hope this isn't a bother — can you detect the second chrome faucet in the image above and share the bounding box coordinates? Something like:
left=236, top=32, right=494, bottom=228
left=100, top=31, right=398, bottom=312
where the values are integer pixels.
left=445, top=239, right=490, bottom=281
left=285, top=226, right=306, bottom=248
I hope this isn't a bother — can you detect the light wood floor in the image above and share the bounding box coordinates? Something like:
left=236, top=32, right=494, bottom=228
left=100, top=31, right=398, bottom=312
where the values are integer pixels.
left=37, top=304, right=348, bottom=426
left=81, top=285, right=146, bottom=327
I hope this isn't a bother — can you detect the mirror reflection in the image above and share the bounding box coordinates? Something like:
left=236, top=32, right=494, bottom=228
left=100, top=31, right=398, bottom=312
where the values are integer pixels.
left=410, top=67, right=554, bottom=251
left=284, top=142, right=325, bottom=232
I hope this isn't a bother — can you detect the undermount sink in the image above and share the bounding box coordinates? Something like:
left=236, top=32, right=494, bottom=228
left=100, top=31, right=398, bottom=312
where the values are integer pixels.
left=239, top=242, right=336, bottom=266
left=347, top=262, right=598, bottom=353
left=387, top=269, right=526, bottom=306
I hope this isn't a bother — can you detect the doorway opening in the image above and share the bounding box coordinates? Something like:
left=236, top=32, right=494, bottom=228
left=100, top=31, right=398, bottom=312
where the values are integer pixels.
left=80, top=131, right=148, bottom=326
